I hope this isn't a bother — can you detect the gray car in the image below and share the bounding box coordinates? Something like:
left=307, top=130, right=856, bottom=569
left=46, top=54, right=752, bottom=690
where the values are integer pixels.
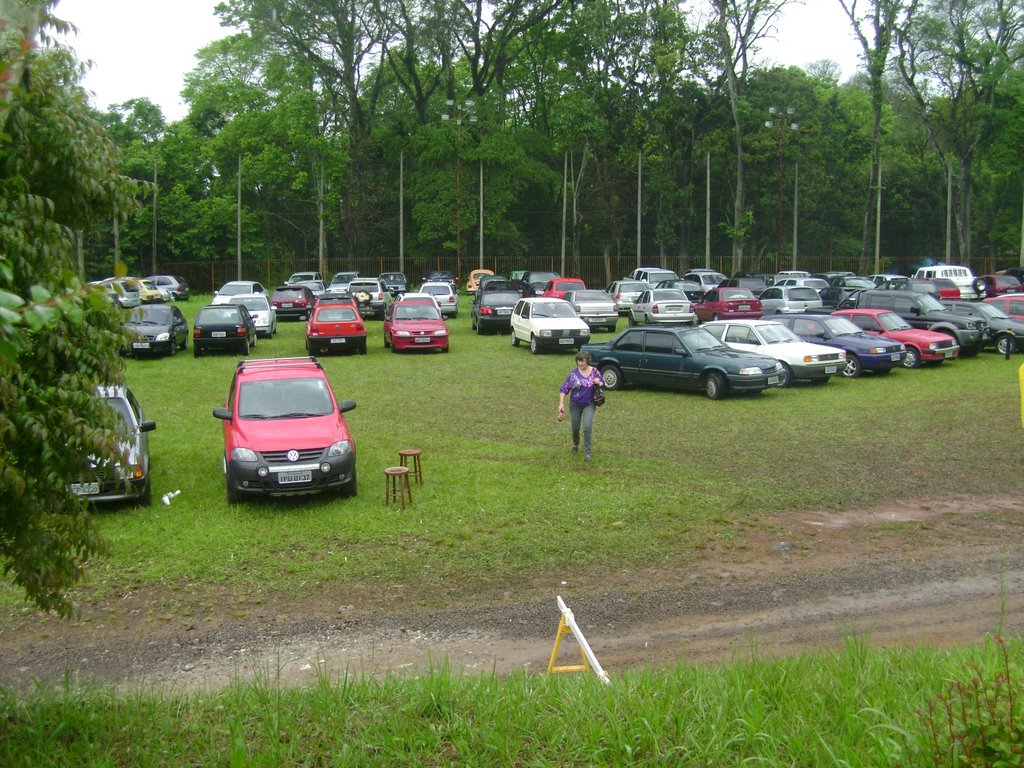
left=606, top=280, right=651, bottom=314
left=758, top=285, right=823, bottom=314
left=628, top=289, right=697, bottom=326
left=563, top=289, right=618, bottom=333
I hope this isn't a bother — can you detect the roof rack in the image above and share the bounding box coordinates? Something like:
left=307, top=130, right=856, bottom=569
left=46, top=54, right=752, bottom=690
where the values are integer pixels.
left=235, top=357, right=323, bottom=373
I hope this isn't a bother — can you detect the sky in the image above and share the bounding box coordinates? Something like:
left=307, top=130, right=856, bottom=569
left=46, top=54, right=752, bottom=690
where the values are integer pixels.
left=53, top=0, right=864, bottom=124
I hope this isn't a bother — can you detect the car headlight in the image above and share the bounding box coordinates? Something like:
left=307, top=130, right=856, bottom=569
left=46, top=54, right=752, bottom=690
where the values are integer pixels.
left=803, top=355, right=820, bottom=363
left=395, top=330, right=412, bottom=337
left=540, top=329, right=553, bottom=337
left=928, top=342, right=941, bottom=350
left=231, top=447, right=259, bottom=462
left=434, top=329, right=448, bottom=336
left=327, top=440, right=352, bottom=457
left=738, top=366, right=761, bottom=375
left=156, top=332, right=170, bottom=341
left=868, top=346, right=888, bottom=354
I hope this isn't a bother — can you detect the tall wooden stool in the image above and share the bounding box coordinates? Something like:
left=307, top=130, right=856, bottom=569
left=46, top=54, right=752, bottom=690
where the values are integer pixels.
left=384, top=466, right=412, bottom=509
left=398, top=449, right=423, bottom=485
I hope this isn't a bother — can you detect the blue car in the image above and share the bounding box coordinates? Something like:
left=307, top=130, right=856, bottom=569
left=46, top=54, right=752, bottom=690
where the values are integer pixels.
left=766, top=313, right=905, bottom=378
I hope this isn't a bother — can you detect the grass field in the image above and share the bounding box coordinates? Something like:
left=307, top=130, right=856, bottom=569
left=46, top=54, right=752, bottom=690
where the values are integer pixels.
left=3, top=292, right=1021, bottom=616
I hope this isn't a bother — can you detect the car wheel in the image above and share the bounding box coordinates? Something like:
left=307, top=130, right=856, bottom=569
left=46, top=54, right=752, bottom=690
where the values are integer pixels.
left=529, top=335, right=541, bottom=354
left=599, top=364, right=623, bottom=390
left=340, top=468, right=358, bottom=498
left=779, top=362, right=794, bottom=388
left=704, top=372, right=726, bottom=400
left=842, top=354, right=862, bottom=378
left=996, top=334, right=1016, bottom=356
left=181, top=334, right=188, bottom=350
left=606, top=323, right=616, bottom=333
left=712, top=313, right=720, bottom=321
left=241, top=338, right=250, bottom=356
left=193, top=345, right=201, bottom=358
left=511, top=330, right=520, bottom=347
left=138, top=477, right=152, bottom=507
left=902, top=346, right=921, bottom=369
left=384, top=333, right=391, bottom=348
left=168, top=339, right=176, bottom=357
left=359, top=343, right=367, bottom=355
left=225, top=465, right=242, bottom=504
left=628, top=314, right=637, bottom=327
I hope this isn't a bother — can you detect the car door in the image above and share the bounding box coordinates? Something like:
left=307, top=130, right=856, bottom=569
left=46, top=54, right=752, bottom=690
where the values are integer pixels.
left=759, top=287, right=781, bottom=313
left=723, top=323, right=759, bottom=354
left=510, top=300, right=527, bottom=341
left=637, top=330, right=685, bottom=387
left=171, top=306, right=188, bottom=345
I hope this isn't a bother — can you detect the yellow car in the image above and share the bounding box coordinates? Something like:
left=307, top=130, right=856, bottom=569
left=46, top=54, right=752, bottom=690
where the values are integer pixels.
left=466, top=269, right=494, bottom=294
left=129, top=277, right=165, bottom=304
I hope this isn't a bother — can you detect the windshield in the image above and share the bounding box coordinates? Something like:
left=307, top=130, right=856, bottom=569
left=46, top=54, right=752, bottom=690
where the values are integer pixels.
left=821, top=316, right=862, bottom=335
left=876, top=312, right=912, bottom=331
left=129, top=306, right=171, bottom=323
left=219, top=283, right=251, bottom=296
left=918, top=294, right=945, bottom=311
left=682, top=328, right=727, bottom=352
left=971, top=303, right=1006, bottom=319
left=757, top=323, right=800, bottom=344
left=230, top=297, right=268, bottom=311
left=719, top=289, right=754, bottom=300
left=573, top=291, right=611, bottom=302
left=316, top=307, right=357, bottom=322
left=238, top=379, right=334, bottom=419
left=532, top=302, right=577, bottom=319
left=396, top=304, right=441, bottom=321
left=652, top=290, right=688, bottom=302
left=788, top=288, right=819, bottom=301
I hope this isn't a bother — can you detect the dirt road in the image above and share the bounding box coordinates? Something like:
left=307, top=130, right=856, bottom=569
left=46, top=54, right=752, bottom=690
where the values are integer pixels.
left=1, top=494, right=1020, bottom=693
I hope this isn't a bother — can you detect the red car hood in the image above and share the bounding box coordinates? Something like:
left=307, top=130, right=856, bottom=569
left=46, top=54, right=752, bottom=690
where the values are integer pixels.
left=226, top=413, right=350, bottom=452
left=392, top=320, right=446, bottom=333
left=881, top=327, right=953, bottom=345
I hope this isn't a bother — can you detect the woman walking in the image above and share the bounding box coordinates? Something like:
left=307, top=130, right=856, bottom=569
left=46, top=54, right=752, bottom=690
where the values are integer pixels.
left=557, top=350, right=605, bottom=461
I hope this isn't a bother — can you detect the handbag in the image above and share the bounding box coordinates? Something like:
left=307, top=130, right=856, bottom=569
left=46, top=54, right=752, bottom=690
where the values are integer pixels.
left=592, top=386, right=605, bottom=407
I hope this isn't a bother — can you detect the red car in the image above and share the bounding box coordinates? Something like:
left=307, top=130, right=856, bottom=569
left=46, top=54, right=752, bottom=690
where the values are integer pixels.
left=693, top=288, right=762, bottom=322
left=983, top=294, right=1024, bottom=321
left=305, top=302, right=367, bottom=355
left=833, top=308, right=959, bottom=368
left=927, top=278, right=961, bottom=299
left=541, top=278, right=586, bottom=299
left=271, top=284, right=316, bottom=320
left=383, top=299, right=449, bottom=353
left=979, top=274, right=1023, bottom=297
left=212, top=358, right=358, bottom=502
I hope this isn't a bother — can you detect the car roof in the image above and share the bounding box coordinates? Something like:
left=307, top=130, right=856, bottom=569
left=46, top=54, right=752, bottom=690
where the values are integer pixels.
left=233, top=357, right=326, bottom=381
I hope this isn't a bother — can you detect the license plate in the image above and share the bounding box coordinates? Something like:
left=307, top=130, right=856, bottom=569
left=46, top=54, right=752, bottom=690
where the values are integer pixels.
left=767, top=376, right=779, bottom=385
left=72, top=482, right=99, bottom=496
left=282, top=302, right=293, bottom=308
left=738, top=304, right=751, bottom=311
left=330, top=338, right=346, bottom=344
left=132, top=342, right=150, bottom=349
left=825, top=365, right=838, bottom=374
left=212, top=331, right=226, bottom=338
left=558, top=338, right=575, bottom=345
left=944, top=350, right=955, bottom=358
left=890, top=353, right=901, bottom=361
left=414, top=337, right=431, bottom=343
left=278, top=470, right=312, bottom=484
left=498, top=309, right=511, bottom=315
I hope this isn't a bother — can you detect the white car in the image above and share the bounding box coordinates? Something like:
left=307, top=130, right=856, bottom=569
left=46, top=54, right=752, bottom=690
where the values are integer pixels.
left=510, top=297, right=590, bottom=354
left=228, top=294, right=277, bottom=338
left=212, top=280, right=267, bottom=304
left=562, top=289, right=618, bottom=332
left=418, top=281, right=459, bottom=318
left=628, top=289, right=697, bottom=326
left=702, top=319, right=846, bottom=387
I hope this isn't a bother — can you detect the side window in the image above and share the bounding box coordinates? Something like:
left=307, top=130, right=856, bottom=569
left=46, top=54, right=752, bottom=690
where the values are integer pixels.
left=794, top=319, right=824, bottom=338
left=513, top=301, right=525, bottom=318
left=848, top=314, right=875, bottom=331
left=724, top=326, right=751, bottom=344
left=1009, top=301, right=1024, bottom=315
left=614, top=330, right=643, bottom=352
left=644, top=332, right=676, bottom=353
left=704, top=324, right=724, bottom=340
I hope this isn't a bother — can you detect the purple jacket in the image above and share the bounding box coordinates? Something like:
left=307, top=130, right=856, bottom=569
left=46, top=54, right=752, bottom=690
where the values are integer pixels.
left=560, top=368, right=604, bottom=406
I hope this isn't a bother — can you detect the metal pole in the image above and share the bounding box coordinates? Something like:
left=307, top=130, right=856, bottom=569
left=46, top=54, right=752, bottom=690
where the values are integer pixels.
left=151, top=156, right=158, bottom=274
left=479, top=158, right=484, bottom=269
left=792, top=160, right=799, bottom=271
left=399, top=149, right=405, bottom=274
left=636, top=150, right=642, bottom=268
left=874, top=163, right=882, bottom=275
left=236, top=152, right=242, bottom=280
left=561, top=151, right=568, bottom=277
left=705, top=151, right=711, bottom=269
left=945, top=162, right=953, bottom=264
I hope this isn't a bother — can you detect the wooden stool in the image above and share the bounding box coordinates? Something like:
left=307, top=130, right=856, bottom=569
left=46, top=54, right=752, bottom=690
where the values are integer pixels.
left=398, top=449, right=423, bottom=485
left=384, top=466, right=412, bottom=509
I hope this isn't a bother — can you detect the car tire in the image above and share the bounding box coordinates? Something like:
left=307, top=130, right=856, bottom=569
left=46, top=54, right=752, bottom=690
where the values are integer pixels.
left=902, top=346, right=921, bottom=369
left=340, top=468, right=358, bottom=498
left=599, top=364, right=623, bottom=390
left=193, top=345, right=201, bottom=358
left=530, top=335, right=541, bottom=354
left=628, top=314, right=637, bottom=327
left=704, top=372, right=726, bottom=400
left=996, top=334, right=1016, bottom=356
left=241, top=338, right=250, bottom=356
left=359, top=343, right=367, bottom=355
left=842, top=354, right=862, bottom=378
left=712, top=313, right=720, bottom=321
left=138, top=477, right=152, bottom=507
left=779, top=363, right=794, bottom=388
left=225, top=466, right=242, bottom=504
left=168, top=339, right=176, bottom=357
left=181, top=334, right=188, bottom=350
left=973, top=277, right=987, bottom=297
left=511, top=330, right=520, bottom=347
left=607, top=323, right=616, bottom=333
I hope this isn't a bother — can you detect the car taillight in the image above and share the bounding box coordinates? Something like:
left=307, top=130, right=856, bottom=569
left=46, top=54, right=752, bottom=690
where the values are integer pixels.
left=615, top=292, right=622, bottom=300
left=192, top=329, right=200, bottom=338
left=481, top=307, right=495, bottom=315
left=448, top=295, right=455, bottom=303
left=308, top=324, right=319, bottom=336
left=653, top=305, right=660, bottom=314
left=236, top=326, right=248, bottom=337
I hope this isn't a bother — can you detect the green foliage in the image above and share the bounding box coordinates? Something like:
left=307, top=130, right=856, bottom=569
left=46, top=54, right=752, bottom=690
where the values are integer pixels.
left=0, top=43, right=139, bottom=616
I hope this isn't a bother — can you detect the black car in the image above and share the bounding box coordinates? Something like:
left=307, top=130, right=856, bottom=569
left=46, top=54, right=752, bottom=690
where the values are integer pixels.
left=522, top=270, right=560, bottom=294
left=379, top=271, right=409, bottom=296
left=425, top=270, right=458, bottom=291
left=123, top=304, right=189, bottom=357
left=271, top=284, right=316, bottom=320
left=71, top=385, right=156, bottom=506
left=582, top=326, right=784, bottom=400
left=192, top=304, right=257, bottom=357
left=942, top=300, right=1024, bottom=355
left=471, top=290, right=520, bottom=334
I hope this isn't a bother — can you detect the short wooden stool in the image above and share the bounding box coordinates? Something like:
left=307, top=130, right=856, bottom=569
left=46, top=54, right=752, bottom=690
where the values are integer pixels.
left=398, top=449, right=424, bottom=485
left=384, top=466, right=412, bottom=509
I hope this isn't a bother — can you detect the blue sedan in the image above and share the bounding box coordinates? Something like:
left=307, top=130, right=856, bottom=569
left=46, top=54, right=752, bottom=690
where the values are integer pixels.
left=766, top=313, right=906, bottom=377
left=582, top=325, right=784, bottom=400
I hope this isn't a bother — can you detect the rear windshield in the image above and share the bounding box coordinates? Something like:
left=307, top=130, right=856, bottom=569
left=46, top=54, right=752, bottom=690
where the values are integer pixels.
left=788, top=288, right=819, bottom=301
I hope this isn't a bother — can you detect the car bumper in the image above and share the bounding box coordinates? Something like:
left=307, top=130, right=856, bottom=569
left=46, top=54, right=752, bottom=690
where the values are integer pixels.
left=859, top=350, right=906, bottom=370
left=71, top=474, right=148, bottom=504
left=308, top=334, right=367, bottom=353
left=275, top=307, right=311, bottom=319
left=920, top=345, right=959, bottom=362
left=438, top=306, right=458, bottom=317
left=195, top=336, right=248, bottom=352
left=477, top=316, right=512, bottom=330
left=129, top=338, right=175, bottom=356
left=393, top=335, right=449, bottom=351
left=644, top=314, right=697, bottom=324
left=534, top=334, right=590, bottom=350
left=789, top=361, right=841, bottom=380
left=228, top=455, right=356, bottom=496
left=580, top=313, right=618, bottom=326
left=725, top=371, right=784, bottom=391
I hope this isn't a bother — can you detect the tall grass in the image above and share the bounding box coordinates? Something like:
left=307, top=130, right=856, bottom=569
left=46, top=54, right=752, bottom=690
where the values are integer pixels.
left=2, top=293, right=1021, bottom=618
left=0, top=634, right=1020, bottom=765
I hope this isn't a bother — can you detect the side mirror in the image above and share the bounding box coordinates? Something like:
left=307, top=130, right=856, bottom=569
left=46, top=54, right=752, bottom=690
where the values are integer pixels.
left=213, top=407, right=232, bottom=421
left=339, top=399, right=357, bottom=414
left=140, top=420, right=157, bottom=433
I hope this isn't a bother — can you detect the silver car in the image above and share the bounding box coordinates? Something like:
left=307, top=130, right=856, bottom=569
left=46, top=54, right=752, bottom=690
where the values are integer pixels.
left=758, top=285, right=823, bottom=314
left=606, top=280, right=650, bottom=314
left=628, top=289, right=697, bottom=326
left=563, top=289, right=618, bottom=333
left=229, top=293, right=278, bottom=338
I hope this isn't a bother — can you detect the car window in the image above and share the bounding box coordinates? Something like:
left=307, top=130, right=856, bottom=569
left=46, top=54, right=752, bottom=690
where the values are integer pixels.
left=724, top=325, right=753, bottom=344
left=789, top=288, right=819, bottom=301
left=1009, top=301, right=1024, bottom=315
left=238, top=378, right=334, bottom=419
left=613, top=330, right=643, bottom=352
left=318, top=307, right=357, bottom=322
left=644, top=331, right=677, bottom=353
left=792, top=318, right=825, bottom=338
left=682, top=329, right=726, bottom=352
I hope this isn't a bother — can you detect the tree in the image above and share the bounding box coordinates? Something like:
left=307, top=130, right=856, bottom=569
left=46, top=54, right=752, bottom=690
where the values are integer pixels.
left=1, top=11, right=140, bottom=616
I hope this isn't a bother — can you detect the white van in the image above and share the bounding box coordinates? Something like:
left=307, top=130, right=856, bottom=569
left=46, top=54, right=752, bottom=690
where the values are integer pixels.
left=912, top=265, right=978, bottom=298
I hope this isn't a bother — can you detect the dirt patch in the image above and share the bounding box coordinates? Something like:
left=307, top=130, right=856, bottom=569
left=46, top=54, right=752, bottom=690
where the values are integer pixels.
left=1, top=494, right=1021, bottom=694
